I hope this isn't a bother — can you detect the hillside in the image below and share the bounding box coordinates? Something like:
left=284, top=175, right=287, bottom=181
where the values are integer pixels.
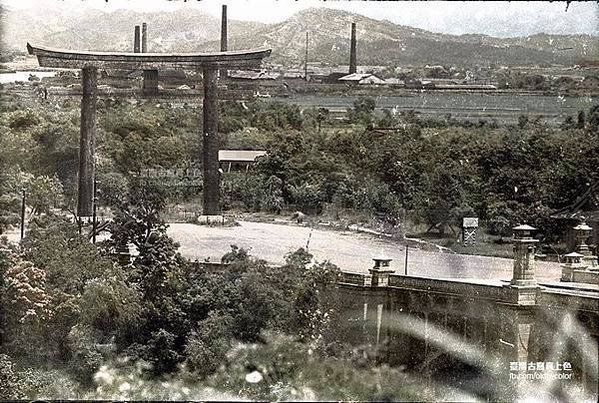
left=1, top=5, right=596, bottom=67
left=0, top=6, right=265, bottom=54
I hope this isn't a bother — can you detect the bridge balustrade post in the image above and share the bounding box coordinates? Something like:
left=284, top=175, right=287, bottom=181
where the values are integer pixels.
left=504, top=224, right=540, bottom=305
left=573, top=221, right=598, bottom=269
left=77, top=67, right=97, bottom=217
left=510, top=224, right=538, bottom=286
left=561, top=252, right=585, bottom=282
left=369, top=255, right=394, bottom=287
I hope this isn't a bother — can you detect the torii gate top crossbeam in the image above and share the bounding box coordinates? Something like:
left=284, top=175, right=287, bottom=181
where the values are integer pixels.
left=27, top=43, right=271, bottom=70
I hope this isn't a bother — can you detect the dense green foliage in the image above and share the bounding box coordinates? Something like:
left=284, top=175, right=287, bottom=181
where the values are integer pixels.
left=2, top=96, right=597, bottom=239
left=1, top=88, right=597, bottom=399
left=0, top=191, right=348, bottom=399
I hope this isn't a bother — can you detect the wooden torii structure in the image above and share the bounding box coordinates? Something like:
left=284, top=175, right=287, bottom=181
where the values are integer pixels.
left=27, top=43, right=271, bottom=217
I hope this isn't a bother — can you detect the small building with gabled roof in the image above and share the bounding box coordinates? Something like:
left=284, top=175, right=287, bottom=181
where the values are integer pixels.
left=338, top=73, right=386, bottom=85
left=218, top=150, right=268, bottom=172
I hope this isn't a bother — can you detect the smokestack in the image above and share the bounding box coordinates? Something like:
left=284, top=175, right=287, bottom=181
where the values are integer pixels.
left=141, top=22, right=158, bottom=95
left=220, top=5, right=228, bottom=79
left=134, top=25, right=140, bottom=53
left=349, top=22, right=357, bottom=74
left=221, top=5, right=228, bottom=52
left=142, top=22, right=148, bottom=53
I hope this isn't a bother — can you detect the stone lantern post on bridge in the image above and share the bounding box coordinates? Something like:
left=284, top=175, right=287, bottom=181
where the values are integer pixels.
left=370, top=255, right=394, bottom=287
left=573, top=220, right=598, bottom=270
left=561, top=220, right=599, bottom=284
left=510, top=224, right=539, bottom=286
left=505, top=224, right=540, bottom=305
left=561, top=252, right=586, bottom=282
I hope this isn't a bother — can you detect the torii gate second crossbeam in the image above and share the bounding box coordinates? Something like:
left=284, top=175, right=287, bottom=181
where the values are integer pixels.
left=27, top=43, right=271, bottom=217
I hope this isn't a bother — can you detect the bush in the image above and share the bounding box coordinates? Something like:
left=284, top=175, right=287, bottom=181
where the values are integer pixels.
left=348, top=97, right=376, bottom=125
left=288, top=180, right=327, bottom=214
left=221, top=172, right=262, bottom=211
left=78, top=266, right=144, bottom=339
left=185, top=312, right=233, bottom=377
left=293, top=261, right=342, bottom=345
left=8, top=110, right=40, bottom=129
left=1, top=258, right=53, bottom=357
left=0, top=354, right=25, bottom=399
left=67, top=325, right=110, bottom=384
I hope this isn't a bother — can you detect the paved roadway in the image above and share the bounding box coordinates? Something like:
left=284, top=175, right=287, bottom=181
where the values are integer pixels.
left=2, top=220, right=561, bottom=282
left=167, top=221, right=561, bottom=282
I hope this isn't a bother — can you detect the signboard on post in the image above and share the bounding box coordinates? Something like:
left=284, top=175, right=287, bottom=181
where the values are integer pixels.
left=462, top=217, right=479, bottom=246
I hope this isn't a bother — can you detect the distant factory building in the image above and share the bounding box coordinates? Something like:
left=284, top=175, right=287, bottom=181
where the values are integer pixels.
left=434, top=83, right=498, bottom=90
left=338, top=73, right=386, bottom=85
left=219, top=150, right=268, bottom=172
left=228, top=70, right=280, bottom=81
left=384, top=78, right=405, bottom=86
left=310, top=72, right=347, bottom=84
left=404, top=78, right=435, bottom=89
left=282, top=69, right=306, bottom=79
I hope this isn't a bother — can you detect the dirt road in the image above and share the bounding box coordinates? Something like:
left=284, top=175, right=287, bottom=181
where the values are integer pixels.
left=3, top=220, right=561, bottom=281
left=167, top=221, right=561, bottom=282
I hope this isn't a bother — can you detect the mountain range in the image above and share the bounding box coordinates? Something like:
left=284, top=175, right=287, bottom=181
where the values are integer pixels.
left=1, top=5, right=597, bottom=67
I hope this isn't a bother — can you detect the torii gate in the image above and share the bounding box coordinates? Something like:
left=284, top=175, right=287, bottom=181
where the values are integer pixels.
left=26, top=43, right=271, bottom=217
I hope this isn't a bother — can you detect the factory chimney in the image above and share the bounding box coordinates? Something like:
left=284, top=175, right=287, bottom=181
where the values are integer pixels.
left=141, top=22, right=148, bottom=53
left=349, top=22, right=357, bottom=74
left=141, top=22, right=159, bottom=95
left=134, top=25, right=141, bottom=53
left=220, top=4, right=228, bottom=79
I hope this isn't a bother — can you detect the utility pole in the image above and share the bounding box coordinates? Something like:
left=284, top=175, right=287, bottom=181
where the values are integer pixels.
left=20, top=189, right=26, bottom=240
left=304, top=31, right=309, bottom=81
left=404, top=244, right=409, bottom=275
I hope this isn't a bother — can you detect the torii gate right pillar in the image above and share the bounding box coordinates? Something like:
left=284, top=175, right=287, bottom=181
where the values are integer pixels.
left=202, top=67, right=220, bottom=215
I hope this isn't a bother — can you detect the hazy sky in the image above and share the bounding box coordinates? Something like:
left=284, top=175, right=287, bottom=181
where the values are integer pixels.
left=2, top=0, right=598, bottom=38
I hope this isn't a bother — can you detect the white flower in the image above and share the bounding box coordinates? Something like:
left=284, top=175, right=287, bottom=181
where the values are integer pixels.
left=118, top=382, right=131, bottom=392
left=93, top=367, right=114, bottom=386
left=245, top=370, right=263, bottom=384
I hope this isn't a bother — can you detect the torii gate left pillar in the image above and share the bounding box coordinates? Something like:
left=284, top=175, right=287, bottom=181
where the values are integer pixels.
left=78, top=67, right=97, bottom=216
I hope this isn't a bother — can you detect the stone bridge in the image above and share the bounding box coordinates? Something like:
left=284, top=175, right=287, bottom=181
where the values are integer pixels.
left=334, top=226, right=598, bottom=401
